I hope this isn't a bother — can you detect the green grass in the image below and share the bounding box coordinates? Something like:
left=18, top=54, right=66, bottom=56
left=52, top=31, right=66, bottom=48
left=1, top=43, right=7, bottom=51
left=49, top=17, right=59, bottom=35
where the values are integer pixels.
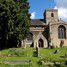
left=0, top=47, right=67, bottom=67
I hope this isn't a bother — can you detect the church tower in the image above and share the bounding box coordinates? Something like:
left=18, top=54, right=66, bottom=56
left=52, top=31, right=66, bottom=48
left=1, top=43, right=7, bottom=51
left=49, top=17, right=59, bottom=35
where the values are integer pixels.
left=44, top=9, right=58, bottom=24
left=44, top=9, right=59, bottom=48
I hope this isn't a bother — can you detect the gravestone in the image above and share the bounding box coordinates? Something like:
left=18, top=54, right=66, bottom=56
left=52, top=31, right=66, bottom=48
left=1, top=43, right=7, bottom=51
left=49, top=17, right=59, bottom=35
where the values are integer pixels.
left=33, top=46, right=39, bottom=57
left=54, top=50, right=60, bottom=54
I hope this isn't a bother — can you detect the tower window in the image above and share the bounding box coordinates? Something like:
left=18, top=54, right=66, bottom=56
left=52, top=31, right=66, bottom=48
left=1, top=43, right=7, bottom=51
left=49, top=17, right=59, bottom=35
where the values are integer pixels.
left=58, top=25, right=66, bottom=39
left=51, top=13, right=54, bottom=17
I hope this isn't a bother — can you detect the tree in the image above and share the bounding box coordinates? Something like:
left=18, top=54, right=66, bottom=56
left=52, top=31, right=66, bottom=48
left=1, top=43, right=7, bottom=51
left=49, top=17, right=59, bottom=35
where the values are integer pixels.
left=0, top=0, right=31, bottom=49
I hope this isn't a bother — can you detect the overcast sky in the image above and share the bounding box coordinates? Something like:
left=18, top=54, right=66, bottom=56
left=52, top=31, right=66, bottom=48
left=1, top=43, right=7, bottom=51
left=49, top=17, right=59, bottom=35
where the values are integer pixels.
left=29, top=0, right=67, bottom=22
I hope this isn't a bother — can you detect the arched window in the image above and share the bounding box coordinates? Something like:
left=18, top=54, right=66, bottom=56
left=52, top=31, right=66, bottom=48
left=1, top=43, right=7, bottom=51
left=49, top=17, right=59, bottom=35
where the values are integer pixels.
left=58, top=25, right=66, bottom=39
left=51, top=13, right=54, bottom=17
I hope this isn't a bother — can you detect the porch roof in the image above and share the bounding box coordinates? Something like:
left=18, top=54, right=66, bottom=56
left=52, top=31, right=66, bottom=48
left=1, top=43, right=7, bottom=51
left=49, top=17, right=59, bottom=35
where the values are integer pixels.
left=31, top=19, right=48, bottom=27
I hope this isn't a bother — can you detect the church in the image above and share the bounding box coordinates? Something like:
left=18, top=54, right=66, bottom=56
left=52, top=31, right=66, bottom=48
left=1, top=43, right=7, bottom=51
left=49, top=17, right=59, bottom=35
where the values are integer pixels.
left=21, top=9, right=67, bottom=48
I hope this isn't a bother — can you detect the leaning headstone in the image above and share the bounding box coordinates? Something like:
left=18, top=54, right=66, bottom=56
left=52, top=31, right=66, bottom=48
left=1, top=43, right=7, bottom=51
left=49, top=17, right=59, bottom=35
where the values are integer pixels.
left=54, top=50, right=60, bottom=54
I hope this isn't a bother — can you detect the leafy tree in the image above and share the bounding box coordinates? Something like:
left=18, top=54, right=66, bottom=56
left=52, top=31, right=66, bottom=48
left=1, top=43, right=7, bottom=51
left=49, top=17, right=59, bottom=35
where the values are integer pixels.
left=0, top=0, right=31, bottom=49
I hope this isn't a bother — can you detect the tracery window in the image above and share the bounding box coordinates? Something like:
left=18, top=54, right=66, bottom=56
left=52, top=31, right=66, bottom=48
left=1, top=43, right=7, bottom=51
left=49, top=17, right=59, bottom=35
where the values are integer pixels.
left=58, top=25, right=66, bottom=39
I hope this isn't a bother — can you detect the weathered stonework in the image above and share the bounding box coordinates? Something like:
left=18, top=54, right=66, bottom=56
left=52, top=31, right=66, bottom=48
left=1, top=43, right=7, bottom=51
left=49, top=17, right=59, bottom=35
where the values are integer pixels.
left=21, top=9, right=67, bottom=48
left=49, top=23, right=67, bottom=47
left=46, top=9, right=67, bottom=47
left=30, top=27, right=47, bottom=48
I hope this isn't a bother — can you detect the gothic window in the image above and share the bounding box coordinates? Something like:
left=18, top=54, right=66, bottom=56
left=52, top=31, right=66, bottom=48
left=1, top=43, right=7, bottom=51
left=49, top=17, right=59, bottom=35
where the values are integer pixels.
left=58, top=25, right=66, bottom=39
left=51, top=13, right=54, bottom=17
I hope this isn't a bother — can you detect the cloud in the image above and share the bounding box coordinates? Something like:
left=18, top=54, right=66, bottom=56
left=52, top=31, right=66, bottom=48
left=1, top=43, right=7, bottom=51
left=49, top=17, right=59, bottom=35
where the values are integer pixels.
left=54, top=0, right=67, bottom=8
left=54, top=6, right=58, bottom=9
left=54, top=0, right=67, bottom=21
left=54, top=6, right=67, bottom=20
left=30, top=12, right=36, bottom=19
left=58, top=8, right=67, bottom=19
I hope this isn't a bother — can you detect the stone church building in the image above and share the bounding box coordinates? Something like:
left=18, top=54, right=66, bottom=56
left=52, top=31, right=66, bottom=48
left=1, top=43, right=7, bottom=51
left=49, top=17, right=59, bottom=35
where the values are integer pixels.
left=22, top=9, right=67, bottom=48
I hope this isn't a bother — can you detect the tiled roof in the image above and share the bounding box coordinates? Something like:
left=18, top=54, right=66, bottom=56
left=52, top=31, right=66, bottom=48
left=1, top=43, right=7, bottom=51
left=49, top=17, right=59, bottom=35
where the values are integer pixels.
left=31, top=19, right=47, bottom=27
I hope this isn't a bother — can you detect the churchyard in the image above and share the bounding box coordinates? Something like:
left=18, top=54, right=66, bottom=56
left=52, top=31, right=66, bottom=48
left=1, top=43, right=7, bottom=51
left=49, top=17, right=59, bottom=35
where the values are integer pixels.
left=0, top=47, right=67, bottom=67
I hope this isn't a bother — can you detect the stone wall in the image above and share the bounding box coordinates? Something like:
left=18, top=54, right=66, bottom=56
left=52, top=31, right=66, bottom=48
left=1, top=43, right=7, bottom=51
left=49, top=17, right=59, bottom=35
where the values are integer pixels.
left=49, top=22, right=67, bottom=47
left=32, top=31, right=47, bottom=48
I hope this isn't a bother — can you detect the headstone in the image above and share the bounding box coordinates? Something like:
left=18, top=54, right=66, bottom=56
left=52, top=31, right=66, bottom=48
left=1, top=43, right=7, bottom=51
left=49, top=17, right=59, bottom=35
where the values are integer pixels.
left=36, top=46, right=39, bottom=57
left=54, top=50, right=60, bottom=54
left=33, top=46, right=39, bottom=57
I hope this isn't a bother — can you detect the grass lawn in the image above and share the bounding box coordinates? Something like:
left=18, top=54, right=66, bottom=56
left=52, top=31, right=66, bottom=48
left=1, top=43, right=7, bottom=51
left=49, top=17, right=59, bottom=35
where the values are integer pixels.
left=0, top=47, right=67, bottom=67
